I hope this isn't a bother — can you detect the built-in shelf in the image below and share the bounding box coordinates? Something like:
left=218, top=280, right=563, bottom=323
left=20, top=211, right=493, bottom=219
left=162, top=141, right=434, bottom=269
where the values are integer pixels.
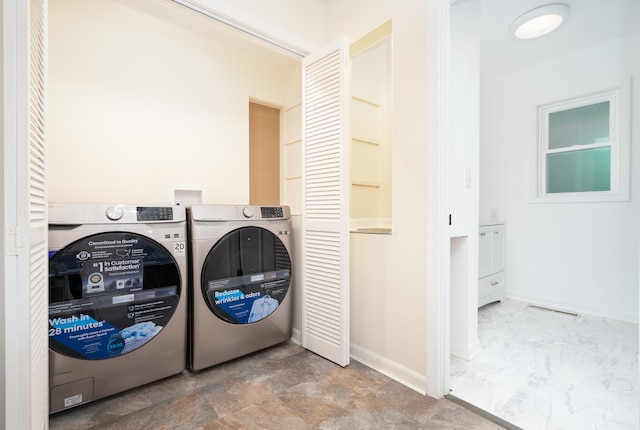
left=350, top=29, right=392, bottom=237
left=352, top=137, right=380, bottom=146
left=351, top=227, right=392, bottom=234
left=352, top=95, right=380, bottom=108
left=351, top=180, right=380, bottom=188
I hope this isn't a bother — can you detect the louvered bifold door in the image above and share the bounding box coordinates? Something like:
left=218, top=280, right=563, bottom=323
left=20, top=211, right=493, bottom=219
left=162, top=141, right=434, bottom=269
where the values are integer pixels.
left=27, top=0, right=48, bottom=425
left=301, top=39, right=350, bottom=367
left=20, top=0, right=48, bottom=426
left=2, top=0, right=47, bottom=426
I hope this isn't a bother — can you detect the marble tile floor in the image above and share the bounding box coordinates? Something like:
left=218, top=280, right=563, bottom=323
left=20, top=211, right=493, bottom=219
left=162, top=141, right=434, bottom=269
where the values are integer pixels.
left=450, top=299, right=640, bottom=430
left=50, top=341, right=506, bottom=430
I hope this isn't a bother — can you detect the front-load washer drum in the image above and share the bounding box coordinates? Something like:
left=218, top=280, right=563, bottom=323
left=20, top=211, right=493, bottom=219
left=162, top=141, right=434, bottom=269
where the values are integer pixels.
left=48, top=231, right=181, bottom=360
left=201, top=226, right=291, bottom=325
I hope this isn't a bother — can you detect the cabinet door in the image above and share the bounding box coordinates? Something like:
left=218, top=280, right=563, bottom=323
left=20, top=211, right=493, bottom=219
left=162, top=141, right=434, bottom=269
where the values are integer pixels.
left=478, top=271, right=506, bottom=307
left=490, top=225, right=505, bottom=272
left=478, top=226, right=492, bottom=277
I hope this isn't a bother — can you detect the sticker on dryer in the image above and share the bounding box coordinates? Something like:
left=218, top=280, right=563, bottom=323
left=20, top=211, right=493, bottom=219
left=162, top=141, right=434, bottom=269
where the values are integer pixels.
left=205, top=269, right=290, bottom=324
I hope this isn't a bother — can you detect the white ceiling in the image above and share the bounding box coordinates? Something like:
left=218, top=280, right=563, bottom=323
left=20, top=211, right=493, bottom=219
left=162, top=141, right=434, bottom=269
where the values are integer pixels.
left=131, top=0, right=303, bottom=67
left=476, top=0, right=640, bottom=80
left=159, top=0, right=640, bottom=78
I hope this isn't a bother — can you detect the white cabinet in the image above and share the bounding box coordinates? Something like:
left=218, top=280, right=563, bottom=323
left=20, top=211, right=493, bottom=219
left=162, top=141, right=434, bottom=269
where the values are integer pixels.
left=478, top=223, right=506, bottom=307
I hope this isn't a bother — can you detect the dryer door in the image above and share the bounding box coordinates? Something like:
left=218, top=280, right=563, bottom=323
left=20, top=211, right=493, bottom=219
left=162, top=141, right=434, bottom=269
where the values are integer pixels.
left=48, top=231, right=181, bottom=360
left=201, top=226, right=291, bottom=324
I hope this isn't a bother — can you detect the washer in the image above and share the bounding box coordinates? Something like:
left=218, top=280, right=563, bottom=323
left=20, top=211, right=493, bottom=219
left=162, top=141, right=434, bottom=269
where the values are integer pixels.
left=188, top=205, right=293, bottom=371
left=47, top=203, right=188, bottom=414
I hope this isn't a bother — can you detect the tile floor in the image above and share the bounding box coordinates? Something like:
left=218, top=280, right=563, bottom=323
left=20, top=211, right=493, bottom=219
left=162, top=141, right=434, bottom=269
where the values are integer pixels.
left=49, top=341, right=505, bottom=430
left=450, top=299, right=640, bottom=430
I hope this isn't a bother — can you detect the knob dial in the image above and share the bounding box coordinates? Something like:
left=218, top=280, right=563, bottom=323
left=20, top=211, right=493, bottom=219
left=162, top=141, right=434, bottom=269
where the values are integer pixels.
left=106, top=206, right=124, bottom=221
left=242, top=207, right=254, bottom=218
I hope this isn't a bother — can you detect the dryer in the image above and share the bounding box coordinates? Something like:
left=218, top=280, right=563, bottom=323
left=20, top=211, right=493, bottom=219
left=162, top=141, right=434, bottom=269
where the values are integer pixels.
left=48, top=203, right=188, bottom=413
left=188, top=205, right=293, bottom=371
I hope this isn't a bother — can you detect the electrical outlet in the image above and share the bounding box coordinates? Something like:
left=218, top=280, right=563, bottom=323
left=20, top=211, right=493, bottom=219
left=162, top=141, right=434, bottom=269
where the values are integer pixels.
left=464, top=168, right=472, bottom=188
left=490, top=208, right=499, bottom=222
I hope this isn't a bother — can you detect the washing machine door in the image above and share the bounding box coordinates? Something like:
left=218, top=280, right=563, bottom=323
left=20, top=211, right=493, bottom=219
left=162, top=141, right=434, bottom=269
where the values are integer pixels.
left=201, top=226, right=291, bottom=324
left=48, top=231, right=181, bottom=360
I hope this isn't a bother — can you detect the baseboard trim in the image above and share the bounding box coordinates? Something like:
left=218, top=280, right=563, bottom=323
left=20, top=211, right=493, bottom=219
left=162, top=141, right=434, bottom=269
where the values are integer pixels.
left=292, top=334, right=429, bottom=396
left=450, top=338, right=482, bottom=361
left=507, top=292, right=638, bottom=323
left=290, top=327, right=301, bottom=344
left=349, top=343, right=427, bottom=395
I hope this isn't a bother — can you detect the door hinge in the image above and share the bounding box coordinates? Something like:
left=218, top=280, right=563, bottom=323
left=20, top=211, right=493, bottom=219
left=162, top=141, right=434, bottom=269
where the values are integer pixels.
left=449, top=214, right=452, bottom=226
left=6, top=226, right=26, bottom=256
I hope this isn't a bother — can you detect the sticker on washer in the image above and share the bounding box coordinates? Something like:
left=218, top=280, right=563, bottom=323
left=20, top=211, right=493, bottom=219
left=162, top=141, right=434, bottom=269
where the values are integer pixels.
left=64, top=394, right=83, bottom=408
left=205, top=269, right=290, bottom=324
left=173, top=242, right=186, bottom=257
left=48, top=231, right=182, bottom=359
left=48, top=295, right=178, bottom=359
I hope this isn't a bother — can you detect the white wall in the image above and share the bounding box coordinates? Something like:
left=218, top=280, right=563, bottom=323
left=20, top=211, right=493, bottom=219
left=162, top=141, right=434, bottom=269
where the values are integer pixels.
left=480, top=34, right=640, bottom=323
left=449, top=0, right=481, bottom=360
left=449, top=0, right=479, bottom=239
left=48, top=0, right=299, bottom=205
left=327, top=0, right=431, bottom=390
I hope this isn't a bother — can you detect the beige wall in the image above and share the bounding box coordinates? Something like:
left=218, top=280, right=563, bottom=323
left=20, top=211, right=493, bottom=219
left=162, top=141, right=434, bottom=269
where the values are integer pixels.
left=327, top=0, right=430, bottom=388
left=49, top=0, right=432, bottom=392
left=281, top=66, right=303, bottom=335
left=194, top=0, right=329, bottom=52
left=48, top=0, right=299, bottom=205
left=49, top=0, right=307, bottom=339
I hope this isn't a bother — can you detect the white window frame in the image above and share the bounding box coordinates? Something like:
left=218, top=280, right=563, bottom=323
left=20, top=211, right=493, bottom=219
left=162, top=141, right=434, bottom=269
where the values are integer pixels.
left=535, top=82, right=631, bottom=203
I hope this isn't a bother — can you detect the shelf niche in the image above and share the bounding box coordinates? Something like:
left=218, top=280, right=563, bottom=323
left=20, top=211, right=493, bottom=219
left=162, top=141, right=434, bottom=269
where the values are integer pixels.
left=350, top=21, right=392, bottom=234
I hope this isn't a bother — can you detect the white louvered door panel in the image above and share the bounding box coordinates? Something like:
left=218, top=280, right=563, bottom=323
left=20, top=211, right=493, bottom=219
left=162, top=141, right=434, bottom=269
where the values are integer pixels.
left=27, top=0, right=48, bottom=425
left=7, top=0, right=48, bottom=427
left=3, top=0, right=48, bottom=427
left=301, top=39, right=350, bottom=367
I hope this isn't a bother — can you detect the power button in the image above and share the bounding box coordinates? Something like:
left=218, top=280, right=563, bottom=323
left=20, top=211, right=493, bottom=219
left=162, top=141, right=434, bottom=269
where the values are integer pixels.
left=242, top=207, right=254, bottom=218
left=106, top=206, right=124, bottom=221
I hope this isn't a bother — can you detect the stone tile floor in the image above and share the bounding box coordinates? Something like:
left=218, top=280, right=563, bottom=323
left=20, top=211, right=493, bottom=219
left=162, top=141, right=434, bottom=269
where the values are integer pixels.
left=50, top=341, right=505, bottom=429
left=450, top=300, right=639, bottom=430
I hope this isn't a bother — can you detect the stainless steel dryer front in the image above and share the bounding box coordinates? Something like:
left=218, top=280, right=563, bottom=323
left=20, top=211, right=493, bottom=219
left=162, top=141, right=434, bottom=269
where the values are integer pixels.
left=48, top=203, right=188, bottom=413
left=188, top=205, right=293, bottom=371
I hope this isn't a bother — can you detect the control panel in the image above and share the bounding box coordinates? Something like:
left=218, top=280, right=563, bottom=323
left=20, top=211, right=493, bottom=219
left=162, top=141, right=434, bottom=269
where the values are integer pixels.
left=136, top=206, right=174, bottom=221
left=260, top=207, right=284, bottom=219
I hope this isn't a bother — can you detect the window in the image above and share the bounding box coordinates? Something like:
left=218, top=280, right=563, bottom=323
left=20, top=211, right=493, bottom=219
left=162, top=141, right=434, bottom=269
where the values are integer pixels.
left=537, top=86, right=630, bottom=202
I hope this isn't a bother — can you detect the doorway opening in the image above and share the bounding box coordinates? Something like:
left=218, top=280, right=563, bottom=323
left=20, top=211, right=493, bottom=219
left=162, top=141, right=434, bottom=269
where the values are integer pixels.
left=249, top=101, right=281, bottom=205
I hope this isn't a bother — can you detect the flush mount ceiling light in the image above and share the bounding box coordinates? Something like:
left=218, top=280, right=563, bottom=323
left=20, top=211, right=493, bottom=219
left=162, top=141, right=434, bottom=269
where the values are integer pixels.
left=510, top=3, right=570, bottom=40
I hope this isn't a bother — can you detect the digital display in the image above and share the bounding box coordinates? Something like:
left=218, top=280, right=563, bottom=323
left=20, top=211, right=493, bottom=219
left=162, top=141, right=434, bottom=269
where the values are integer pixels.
left=260, top=207, right=283, bottom=219
left=137, top=206, right=173, bottom=221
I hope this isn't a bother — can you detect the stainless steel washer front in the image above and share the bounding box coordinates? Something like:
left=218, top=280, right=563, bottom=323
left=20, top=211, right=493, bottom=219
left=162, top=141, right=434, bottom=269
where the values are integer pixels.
left=48, top=203, right=188, bottom=414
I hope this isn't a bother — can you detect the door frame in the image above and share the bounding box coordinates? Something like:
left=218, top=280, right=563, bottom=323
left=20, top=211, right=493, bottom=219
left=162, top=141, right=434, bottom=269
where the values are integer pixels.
left=425, top=0, right=452, bottom=398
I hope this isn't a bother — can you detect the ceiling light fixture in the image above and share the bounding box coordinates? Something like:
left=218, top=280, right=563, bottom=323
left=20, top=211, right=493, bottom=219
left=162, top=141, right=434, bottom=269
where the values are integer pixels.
left=510, top=3, right=570, bottom=40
